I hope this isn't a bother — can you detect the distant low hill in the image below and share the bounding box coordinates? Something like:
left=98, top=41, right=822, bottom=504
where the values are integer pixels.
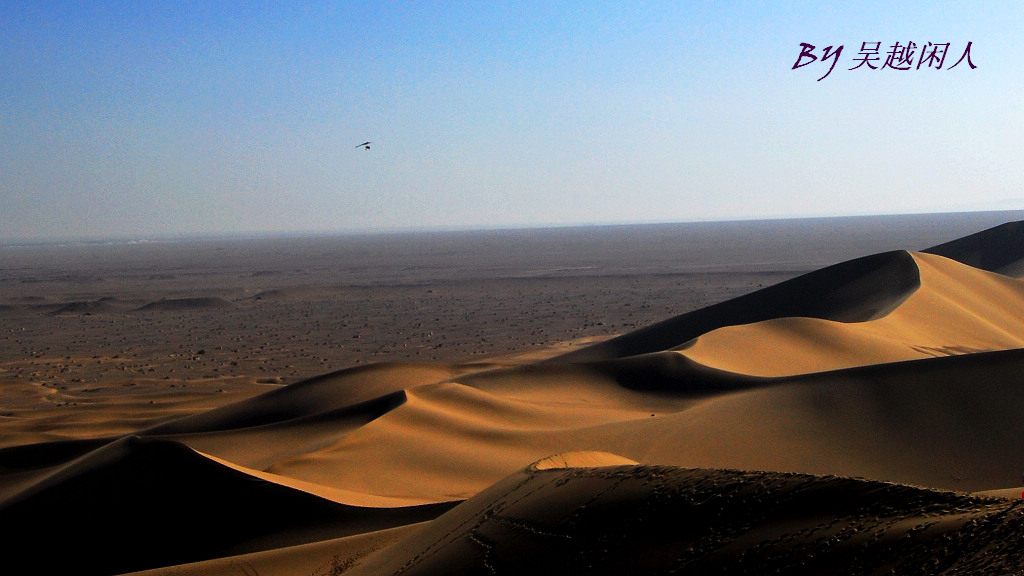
left=134, top=297, right=235, bottom=312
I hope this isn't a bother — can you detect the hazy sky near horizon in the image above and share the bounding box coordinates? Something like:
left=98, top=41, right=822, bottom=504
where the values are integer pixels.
left=2, top=1, right=1022, bottom=240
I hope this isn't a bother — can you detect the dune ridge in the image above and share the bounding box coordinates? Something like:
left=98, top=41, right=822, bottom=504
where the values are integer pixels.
left=553, top=249, right=923, bottom=363
left=924, top=220, right=1024, bottom=277
left=676, top=251, right=1024, bottom=376
left=137, top=362, right=447, bottom=435
left=559, top=248, right=1024, bottom=373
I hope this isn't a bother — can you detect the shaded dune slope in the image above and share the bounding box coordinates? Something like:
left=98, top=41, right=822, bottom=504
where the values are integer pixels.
left=0, top=436, right=115, bottom=474
left=604, top=348, right=1024, bottom=492
left=349, top=459, right=1024, bottom=576
left=121, top=524, right=427, bottom=576
left=924, top=220, right=1024, bottom=277
left=0, top=435, right=453, bottom=576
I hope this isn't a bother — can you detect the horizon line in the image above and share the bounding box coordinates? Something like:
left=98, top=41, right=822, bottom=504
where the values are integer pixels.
left=3, top=208, right=1024, bottom=247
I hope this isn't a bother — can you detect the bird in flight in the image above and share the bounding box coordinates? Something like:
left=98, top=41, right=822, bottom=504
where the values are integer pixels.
left=355, top=141, right=372, bottom=150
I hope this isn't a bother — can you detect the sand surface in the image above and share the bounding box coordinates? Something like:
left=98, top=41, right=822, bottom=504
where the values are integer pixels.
left=2, top=212, right=1024, bottom=575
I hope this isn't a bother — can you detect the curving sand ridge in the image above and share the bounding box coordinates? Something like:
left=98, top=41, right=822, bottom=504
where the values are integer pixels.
left=259, top=377, right=671, bottom=502
left=678, top=251, right=1024, bottom=376
left=2, top=218, right=1024, bottom=576
left=139, top=363, right=468, bottom=436
left=554, top=249, right=924, bottom=363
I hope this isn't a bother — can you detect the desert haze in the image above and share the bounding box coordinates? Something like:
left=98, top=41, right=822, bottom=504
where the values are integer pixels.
left=2, top=212, right=1024, bottom=576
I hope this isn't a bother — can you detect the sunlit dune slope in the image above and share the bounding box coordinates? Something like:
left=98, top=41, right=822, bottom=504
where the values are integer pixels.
left=128, top=363, right=483, bottom=471
left=256, top=372, right=678, bottom=502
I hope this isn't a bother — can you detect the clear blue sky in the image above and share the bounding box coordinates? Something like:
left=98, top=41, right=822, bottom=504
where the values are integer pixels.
left=2, top=1, right=1021, bottom=240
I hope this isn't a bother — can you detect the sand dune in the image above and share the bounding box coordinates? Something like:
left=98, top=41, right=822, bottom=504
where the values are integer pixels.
left=677, top=252, right=1024, bottom=376
left=1, top=218, right=1023, bottom=575
left=167, top=348, right=1023, bottom=507
left=558, top=249, right=1024, bottom=372
left=347, top=457, right=1024, bottom=576
left=555, top=250, right=923, bottom=362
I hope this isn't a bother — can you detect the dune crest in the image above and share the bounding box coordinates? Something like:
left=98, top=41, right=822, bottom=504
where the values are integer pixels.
left=530, top=451, right=639, bottom=470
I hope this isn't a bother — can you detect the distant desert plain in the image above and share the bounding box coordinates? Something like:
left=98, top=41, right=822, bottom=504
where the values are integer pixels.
left=2, top=211, right=1024, bottom=576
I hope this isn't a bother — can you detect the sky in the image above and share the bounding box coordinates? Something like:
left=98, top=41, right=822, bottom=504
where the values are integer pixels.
left=2, top=1, right=1022, bottom=241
